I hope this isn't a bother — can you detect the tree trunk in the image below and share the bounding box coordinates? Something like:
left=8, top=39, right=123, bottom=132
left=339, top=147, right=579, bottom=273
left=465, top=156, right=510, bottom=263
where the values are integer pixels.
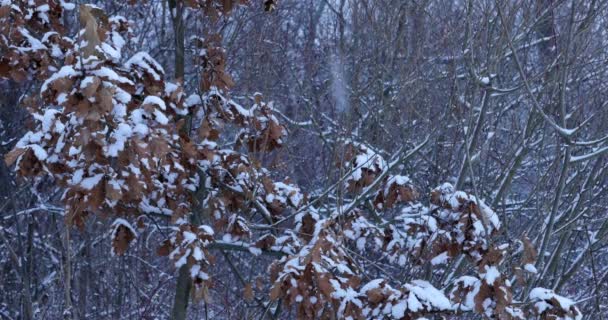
left=169, top=1, right=190, bottom=319
left=171, top=0, right=185, bottom=80
left=171, top=265, right=192, bottom=320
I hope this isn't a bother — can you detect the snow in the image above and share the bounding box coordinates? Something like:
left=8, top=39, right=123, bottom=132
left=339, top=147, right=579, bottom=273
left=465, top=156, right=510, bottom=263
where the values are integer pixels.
left=18, top=27, right=47, bottom=51
left=431, top=252, right=449, bottom=265
left=174, top=248, right=190, bottom=268
left=92, top=67, right=134, bottom=85
left=56, top=93, right=68, bottom=105
left=383, top=174, right=412, bottom=196
left=434, top=183, right=501, bottom=233
left=33, top=109, right=60, bottom=132
left=248, top=247, right=262, bottom=256
left=388, top=175, right=410, bottom=186
left=230, top=101, right=254, bottom=117
left=111, top=218, right=137, bottom=237
left=391, top=301, right=407, bottom=318
left=91, top=67, right=133, bottom=85
left=80, top=76, right=96, bottom=89
left=571, top=145, right=608, bottom=163
left=360, top=279, right=384, bottom=294
left=331, top=281, right=363, bottom=318
left=35, top=4, right=50, bottom=23
left=153, top=109, right=169, bottom=125
left=524, top=263, right=538, bottom=273
left=125, top=52, right=164, bottom=81
left=182, top=231, right=197, bottom=244
left=407, top=293, right=422, bottom=312
left=28, top=144, right=48, bottom=161
left=190, top=264, right=201, bottom=278
left=356, top=237, right=366, bottom=251
left=71, top=169, right=84, bottom=185
left=80, top=173, right=104, bottom=190
left=114, top=87, right=132, bottom=105
left=109, top=30, right=126, bottom=50
left=143, top=96, right=166, bottom=110
left=408, top=280, right=452, bottom=311
left=68, top=146, right=80, bottom=156
left=482, top=265, right=500, bottom=285
left=41, top=66, right=80, bottom=93
left=346, top=143, right=387, bottom=183
left=452, top=276, right=481, bottom=311
left=184, top=94, right=202, bottom=107
left=192, top=246, right=204, bottom=261
left=529, top=288, right=575, bottom=310
left=505, top=307, right=524, bottom=318
left=132, top=123, right=149, bottom=137
left=60, top=0, right=75, bottom=10
left=130, top=109, right=148, bottom=125
left=270, top=182, right=303, bottom=207
left=100, top=43, right=121, bottom=62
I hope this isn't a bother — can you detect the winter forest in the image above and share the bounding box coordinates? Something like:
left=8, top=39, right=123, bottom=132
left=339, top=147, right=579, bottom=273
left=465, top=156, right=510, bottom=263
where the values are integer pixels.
left=1, top=0, right=607, bottom=319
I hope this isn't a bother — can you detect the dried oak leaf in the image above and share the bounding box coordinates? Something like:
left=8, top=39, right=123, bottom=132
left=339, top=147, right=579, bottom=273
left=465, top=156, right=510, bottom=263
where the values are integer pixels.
left=243, top=283, right=254, bottom=301
left=111, top=220, right=136, bottom=256
left=4, top=148, right=26, bottom=166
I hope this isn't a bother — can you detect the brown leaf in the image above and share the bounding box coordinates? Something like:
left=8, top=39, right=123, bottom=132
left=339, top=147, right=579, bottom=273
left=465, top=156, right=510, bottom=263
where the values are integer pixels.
left=367, top=287, right=385, bottom=304
left=105, top=180, right=123, bottom=201
left=317, top=275, right=334, bottom=298
left=81, top=76, right=101, bottom=98
left=4, top=148, right=26, bottom=166
left=97, top=86, right=114, bottom=113
left=0, top=5, right=10, bottom=18
left=193, top=283, right=211, bottom=303
left=0, top=61, right=10, bottom=78
left=521, top=236, right=537, bottom=265
left=9, top=69, right=27, bottom=82
left=150, top=138, right=170, bottom=157
left=255, top=276, right=264, bottom=290
left=473, top=282, right=492, bottom=314
left=495, top=284, right=512, bottom=314
left=49, top=77, right=73, bottom=94
left=243, top=283, right=254, bottom=301
left=222, top=0, right=233, bottom=14
left=157, top=240, right=172, bottom=256
left=269, top=283, right=282, bottom=300
left=79, top=4, right=105, bottom=58
left=112, top=223, right=136, bottom=256
left=268, top=121, right=284, bottom=140
left=255, top=234, right=276, bottom=250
